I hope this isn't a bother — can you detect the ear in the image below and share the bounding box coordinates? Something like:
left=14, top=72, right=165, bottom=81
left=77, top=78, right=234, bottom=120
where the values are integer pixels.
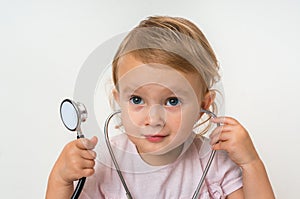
left=112, top=88, right=120, bottom=105
left=201, top=90, right=216, bottom=111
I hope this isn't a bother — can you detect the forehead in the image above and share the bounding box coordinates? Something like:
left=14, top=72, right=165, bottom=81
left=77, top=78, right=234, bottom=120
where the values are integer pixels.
left=116, top=54, right=202, bottom=97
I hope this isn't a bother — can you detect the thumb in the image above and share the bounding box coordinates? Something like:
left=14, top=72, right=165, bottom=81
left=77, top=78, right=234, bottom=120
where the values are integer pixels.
left=90, top=136, right=98, bottom=146
left=77, top=136, right=98, bottom=150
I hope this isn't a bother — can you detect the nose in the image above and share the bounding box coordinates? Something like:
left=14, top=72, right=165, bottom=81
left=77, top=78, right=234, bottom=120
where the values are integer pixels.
left=144, top=104, right=166, bottom=127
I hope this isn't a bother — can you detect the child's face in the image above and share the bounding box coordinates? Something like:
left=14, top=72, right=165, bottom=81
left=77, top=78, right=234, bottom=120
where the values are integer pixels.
left=113, top=54, right=208, bottom=158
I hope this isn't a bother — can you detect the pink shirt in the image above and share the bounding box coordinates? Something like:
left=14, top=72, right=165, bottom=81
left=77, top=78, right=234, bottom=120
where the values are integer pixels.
left=79, top=133, right=242, bottom=199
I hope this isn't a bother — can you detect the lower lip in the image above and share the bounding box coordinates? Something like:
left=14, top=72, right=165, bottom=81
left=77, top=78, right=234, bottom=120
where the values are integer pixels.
left=145, top=136, right=167, bottom=143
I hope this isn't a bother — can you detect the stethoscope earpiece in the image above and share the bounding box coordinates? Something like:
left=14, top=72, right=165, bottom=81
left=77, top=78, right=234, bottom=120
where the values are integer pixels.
left=200, top=108, right=217, bottom=119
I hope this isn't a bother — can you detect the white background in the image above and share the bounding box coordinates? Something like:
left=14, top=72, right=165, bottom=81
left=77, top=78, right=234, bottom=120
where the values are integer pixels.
left=1, top=0, right=300, bottom=198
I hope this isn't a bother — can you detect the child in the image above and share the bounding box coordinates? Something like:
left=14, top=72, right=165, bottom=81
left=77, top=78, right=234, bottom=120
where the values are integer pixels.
left=46, top=16, right=275, bottom=198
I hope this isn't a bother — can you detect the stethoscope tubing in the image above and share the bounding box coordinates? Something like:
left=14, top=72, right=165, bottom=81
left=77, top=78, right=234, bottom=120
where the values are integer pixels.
left=71, top=177, right=86, bottom=199
left=71, top=134, right=86, bottom=199
left=191, top=109, right=219, bottom=198
left=192, top=149, right=216, bottom=198
left=104, top=109, right=220, bottom=199
left=104, top=110, right=133, bottom=199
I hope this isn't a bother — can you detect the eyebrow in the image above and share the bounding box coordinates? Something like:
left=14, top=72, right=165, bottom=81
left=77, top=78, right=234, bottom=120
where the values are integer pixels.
left=118, top=84, right=140, bottom=93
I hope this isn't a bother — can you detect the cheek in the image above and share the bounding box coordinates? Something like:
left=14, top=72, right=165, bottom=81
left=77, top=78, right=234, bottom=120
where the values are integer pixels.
left=166, top=111, right=182, bottom=129
left=120, top=105, right=143, bottom=133
left=176, top=106, right=199, bottom=132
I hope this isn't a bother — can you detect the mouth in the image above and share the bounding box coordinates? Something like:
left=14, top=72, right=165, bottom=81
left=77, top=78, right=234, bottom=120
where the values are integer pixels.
left=144, top=134, right=169, bottom=143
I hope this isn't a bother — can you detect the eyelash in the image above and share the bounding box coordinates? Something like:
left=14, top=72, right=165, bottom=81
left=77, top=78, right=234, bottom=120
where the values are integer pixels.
left=129, top=96, right=181, bottom=107
left=129, top=96, right=144, bottom=105
left=165, top=97, right=181, bottom=106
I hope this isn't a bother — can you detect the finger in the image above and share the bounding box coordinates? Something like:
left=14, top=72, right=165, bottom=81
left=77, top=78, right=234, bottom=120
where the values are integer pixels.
left=212, top=137, right=233, bottom=150
left=76, top=136, right=98, bottom=150
left=80, top=150, right=97, bottom=160
left=209, top=126, right=222, bottom=145
left=209, top=129, right=221, bottom=145
left=72, top=158, right=95, bottom=172
left=211, top=117, right=239, bottom=126
left=210, top=125, right=234, bottom=138
left=81, top=168, right=95, bottom=177
left=82, top=159, right=96, bottom=169
left=212, top=140, right=224, bottom=150
left=79, top=161, right=96, bottom=178
left=72, top=168, right=95, bottom=180
left=209, top=125, right=233, bottom=140
left=210, top=126, right=233, bottom=145
left=218, top=131, right=232, bottom=142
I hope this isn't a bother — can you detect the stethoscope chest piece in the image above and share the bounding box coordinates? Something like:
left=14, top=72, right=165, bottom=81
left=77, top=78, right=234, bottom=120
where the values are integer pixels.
left=60, top=99, right=87, bottom=138
left=59, top=99, right=88, bottom=199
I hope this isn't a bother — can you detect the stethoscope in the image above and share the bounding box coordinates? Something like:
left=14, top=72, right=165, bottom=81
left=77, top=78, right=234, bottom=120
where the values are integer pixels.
left=60, top=99, right=220, bottom=199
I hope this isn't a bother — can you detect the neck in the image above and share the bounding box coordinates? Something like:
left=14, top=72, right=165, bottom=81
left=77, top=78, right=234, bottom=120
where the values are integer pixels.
left=138, top=144, right=184, bottom=166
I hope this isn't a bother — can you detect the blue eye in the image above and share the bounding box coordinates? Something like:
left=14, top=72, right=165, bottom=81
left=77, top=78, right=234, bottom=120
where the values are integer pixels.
left=129, top=96, right=144, bottom=105
left=166, top=97, right=180, bottom=106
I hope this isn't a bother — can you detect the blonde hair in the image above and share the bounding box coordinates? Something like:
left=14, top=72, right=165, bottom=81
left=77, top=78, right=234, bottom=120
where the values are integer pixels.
left=112, top=16, right=221, bottom=135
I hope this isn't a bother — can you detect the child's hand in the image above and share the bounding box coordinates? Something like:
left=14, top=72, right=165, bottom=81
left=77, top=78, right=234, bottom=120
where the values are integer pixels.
left=209, top=117, right=259, bottom=167
left=51, top=136, right=98, bottom=186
